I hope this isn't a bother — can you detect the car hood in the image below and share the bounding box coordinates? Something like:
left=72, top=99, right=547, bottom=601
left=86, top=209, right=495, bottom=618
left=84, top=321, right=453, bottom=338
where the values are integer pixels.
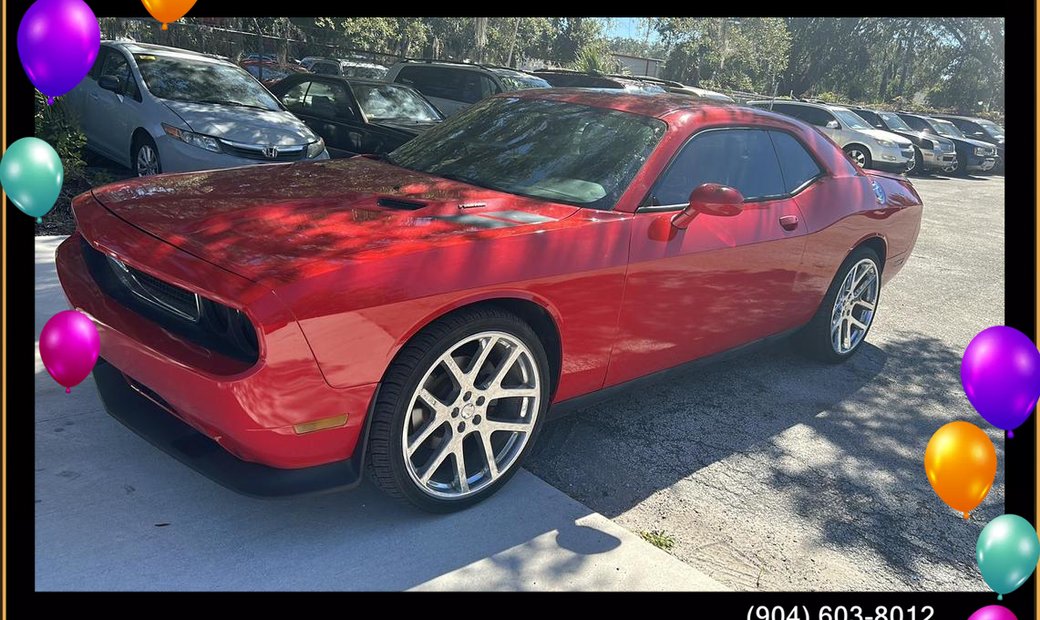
left=858, top=128, right=913, bottom=147
left=90, top=157, right=579, bottom=286
left=163, top=100, right=317, bottom=146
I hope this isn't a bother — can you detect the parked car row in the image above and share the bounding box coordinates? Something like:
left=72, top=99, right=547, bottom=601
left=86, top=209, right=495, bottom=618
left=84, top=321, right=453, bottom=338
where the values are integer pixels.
left=64, top=40, right=1001, bottom=183
left=750, top=98, right=1002, bottom=177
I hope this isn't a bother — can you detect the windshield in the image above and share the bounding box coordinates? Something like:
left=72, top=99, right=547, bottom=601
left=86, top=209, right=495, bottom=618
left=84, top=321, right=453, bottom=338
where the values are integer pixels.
left=352, top=83, right=441, bottom=122
left=135, top=54, right=281, bottom=111
left=831, top=108, right=870, bottom=130
left=342, top=65, right=387, bottom=80
left=976, top=119, right=1005, bottom=137
left=493, top=72, right=552, bottom=92
left=388, top=97, right=665, bottom=210
left=877, top=112, right=912, bottom=131
left=930, top=118, right=965, bottom=139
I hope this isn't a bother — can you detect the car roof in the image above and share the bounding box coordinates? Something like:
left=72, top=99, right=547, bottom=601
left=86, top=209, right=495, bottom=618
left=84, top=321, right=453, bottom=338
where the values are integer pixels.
left=105, top=40, right=225, bottom=61
left=933, top=114, right=990, bottom=122
left=506, top=87, right=745, bottom=119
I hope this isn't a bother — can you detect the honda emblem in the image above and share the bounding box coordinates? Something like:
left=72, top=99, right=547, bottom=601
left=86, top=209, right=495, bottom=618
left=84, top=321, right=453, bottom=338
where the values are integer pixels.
left=262, top=145, right=279, bottom=159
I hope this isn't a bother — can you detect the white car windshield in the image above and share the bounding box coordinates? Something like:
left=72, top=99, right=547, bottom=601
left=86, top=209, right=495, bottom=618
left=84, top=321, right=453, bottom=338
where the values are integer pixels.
left=135, top=53, right=281, bottom=111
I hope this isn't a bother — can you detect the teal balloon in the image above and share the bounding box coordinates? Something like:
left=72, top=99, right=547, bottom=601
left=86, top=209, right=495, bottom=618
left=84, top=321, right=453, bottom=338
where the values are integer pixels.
left=976, top=514, right=1040, bottom=599
left=1, top=137, right=63, bottom=222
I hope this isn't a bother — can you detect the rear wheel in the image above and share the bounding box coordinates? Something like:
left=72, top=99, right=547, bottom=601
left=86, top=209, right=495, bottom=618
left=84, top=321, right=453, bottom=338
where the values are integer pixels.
left=367, top=307, right=550, bottom=512
left=797, top=246, right=882, bottom=363
left=844, top=145, right=872, bottom=169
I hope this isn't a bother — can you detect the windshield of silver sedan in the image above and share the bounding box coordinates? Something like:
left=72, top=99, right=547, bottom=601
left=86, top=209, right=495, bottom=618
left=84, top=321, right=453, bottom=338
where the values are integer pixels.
left=387, top=97, right=666, bottom=210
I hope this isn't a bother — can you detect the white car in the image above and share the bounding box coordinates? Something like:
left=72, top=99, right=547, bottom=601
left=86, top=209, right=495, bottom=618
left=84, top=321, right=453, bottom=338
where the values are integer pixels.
left=749, top=100, right=914, bottom=173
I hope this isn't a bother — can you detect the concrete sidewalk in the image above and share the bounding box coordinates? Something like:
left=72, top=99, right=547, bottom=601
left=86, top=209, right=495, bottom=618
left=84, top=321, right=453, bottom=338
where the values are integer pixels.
left=34, top=235, right=726, bottom=591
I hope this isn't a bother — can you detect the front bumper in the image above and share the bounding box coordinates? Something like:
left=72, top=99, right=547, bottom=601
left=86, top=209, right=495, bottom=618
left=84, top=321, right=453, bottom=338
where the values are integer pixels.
left=55, top=201, right=377, bottom=480
left=967, top=156, right=997, bottom=173
left=872, top=144, right=912, bottom=171
left=92, top=358, right=366, bottom=497
left=922, top=148, right=957, bottom=171
left=157, top=134, right=330, bottom=174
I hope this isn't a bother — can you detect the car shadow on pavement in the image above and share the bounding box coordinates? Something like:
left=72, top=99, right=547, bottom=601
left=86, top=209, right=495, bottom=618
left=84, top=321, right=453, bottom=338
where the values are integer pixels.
left=526, top=332, right=1003, bottom=588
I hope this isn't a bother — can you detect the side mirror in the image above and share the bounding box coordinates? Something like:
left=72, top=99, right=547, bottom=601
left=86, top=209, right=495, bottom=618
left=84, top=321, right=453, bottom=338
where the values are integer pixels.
left=98, top=75, right=122, bottom=93
left=672, top=183, right=744, bottom=229
left=825, top=120, right=840, bottom=129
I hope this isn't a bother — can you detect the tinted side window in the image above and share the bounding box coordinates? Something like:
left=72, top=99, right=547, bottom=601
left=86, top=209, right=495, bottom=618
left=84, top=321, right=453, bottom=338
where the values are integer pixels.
left=653, top=129, right=785, bottom=205
left=768, top=131, right=823, bottom=193
left=799, top=107, right=835, bottom=127
left=302, top=81, right=350, bottom=120
left=312, top=61, right=341, bottom=76
left=854, top=109, right=882, bottom=128
left=457, top=72, right=496, bottom=104
left=88, top=48, right=110, bottom=79
left=900, top=115, right=929, bottom=132
left=953, top=119, right=984, bottom=137
left=99, top=50, right=140, bottom=100
left=280, top=80, right=310, bottom=112
left=396, top=66, right=446, bottom=97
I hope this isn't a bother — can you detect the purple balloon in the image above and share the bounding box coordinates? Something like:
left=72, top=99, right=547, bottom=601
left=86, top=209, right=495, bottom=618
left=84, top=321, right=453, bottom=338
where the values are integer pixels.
left=17, top=0, right=100, bottom=104
left=968, top=606, right=1018, bottom=620
left=962, top=326, right=1040, bottom=437
left=39, top=310, right=99, bottom=394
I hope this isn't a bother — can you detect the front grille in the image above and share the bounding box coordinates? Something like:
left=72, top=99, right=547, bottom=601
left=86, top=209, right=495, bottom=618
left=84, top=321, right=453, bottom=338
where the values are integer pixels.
left=81, top=238, right=260, bottom=364
left=219, top=140, right=306, bottom=162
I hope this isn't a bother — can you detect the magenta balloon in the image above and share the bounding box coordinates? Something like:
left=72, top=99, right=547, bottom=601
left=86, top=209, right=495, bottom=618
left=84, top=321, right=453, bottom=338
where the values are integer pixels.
left=39, top=310, right=99, bottom=393
left=17, top=0, right=101, bottom=103
left=968, top=606, right=1018, bottom=620
left=961, top=326, right=1040, bottom=437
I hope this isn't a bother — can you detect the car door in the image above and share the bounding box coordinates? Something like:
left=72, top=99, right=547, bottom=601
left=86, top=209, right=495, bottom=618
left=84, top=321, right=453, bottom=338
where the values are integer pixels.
left=607, top=127, right=809, bottom=386
left=67, top=47, right=111, bottom=151
left=281, top=78, right=360, bottom=157
left=89, top=48, right=141, bottom=162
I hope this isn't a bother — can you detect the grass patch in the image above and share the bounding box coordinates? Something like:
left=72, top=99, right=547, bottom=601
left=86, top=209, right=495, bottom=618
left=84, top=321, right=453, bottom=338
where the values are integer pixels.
left=638, top=529, right=675, bottom=551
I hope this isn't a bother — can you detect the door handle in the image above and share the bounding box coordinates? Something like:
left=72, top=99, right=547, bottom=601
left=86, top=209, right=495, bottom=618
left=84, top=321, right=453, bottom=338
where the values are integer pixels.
left=779, top=215, right=799, bottom=231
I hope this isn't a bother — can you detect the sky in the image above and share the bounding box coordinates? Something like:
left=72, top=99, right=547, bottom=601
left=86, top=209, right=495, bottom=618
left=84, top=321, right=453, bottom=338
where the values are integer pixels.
left=600, top=18, right=660, bottom=43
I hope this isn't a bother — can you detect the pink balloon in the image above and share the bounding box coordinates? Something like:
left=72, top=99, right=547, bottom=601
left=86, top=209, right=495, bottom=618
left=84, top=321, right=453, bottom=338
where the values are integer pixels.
left=39, top=310, right=99, bottom=393
left=968, top=606, right=1018, bottom=620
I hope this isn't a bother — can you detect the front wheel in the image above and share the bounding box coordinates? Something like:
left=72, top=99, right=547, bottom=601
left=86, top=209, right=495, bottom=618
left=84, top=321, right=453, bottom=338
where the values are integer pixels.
left=132, top=134, right=161, bottom=177
left=844, top=145, right=872, bottom=169
left=367, top=307, right=550, bottom=512
left=797, top=247, right=882, bottom=363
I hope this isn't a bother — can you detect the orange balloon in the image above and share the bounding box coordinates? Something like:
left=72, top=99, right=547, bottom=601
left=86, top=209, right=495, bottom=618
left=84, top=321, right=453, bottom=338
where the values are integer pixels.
left=924, top=421, right=997, bottom=519
left=141, top=0, right=196, bottom=30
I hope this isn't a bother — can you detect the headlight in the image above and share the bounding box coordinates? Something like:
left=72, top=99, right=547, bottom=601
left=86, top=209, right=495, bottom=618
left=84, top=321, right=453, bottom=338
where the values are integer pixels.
left=306, top=137, right=325, bottom=159
left=974, top=146, right=989, bottom=156
left=875, top=139, right=895, bottom=148
left=162, top=123, right=221, bottom=153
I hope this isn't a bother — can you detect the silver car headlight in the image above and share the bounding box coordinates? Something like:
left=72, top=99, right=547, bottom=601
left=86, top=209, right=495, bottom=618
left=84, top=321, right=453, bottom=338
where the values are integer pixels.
left=874, top=139, right=895, bottom=148
left=162, top=123, right=222, bottom=153
left=306, top=137, right=326, bottom=159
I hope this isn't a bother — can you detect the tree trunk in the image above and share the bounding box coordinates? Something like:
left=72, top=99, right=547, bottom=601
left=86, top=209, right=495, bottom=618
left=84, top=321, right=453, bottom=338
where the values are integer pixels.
left=474, top=17, right=488, bottom=63
left=505, top=17, right=520, bottom=67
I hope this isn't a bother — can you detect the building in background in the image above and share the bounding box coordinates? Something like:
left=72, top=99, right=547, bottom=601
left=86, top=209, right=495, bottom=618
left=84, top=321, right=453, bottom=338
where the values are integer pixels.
left=611, top=53, right=662, bottom=78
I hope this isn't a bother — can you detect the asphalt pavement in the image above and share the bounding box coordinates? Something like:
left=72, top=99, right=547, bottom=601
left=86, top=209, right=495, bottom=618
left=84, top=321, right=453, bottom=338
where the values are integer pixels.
left=527, top=175, right=1006, bottom=591
left=33, top=236, right=724, bottom=592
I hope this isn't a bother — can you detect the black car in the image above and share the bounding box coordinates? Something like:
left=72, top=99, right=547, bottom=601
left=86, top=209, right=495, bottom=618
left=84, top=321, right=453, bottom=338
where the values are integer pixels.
left=896, top=112, right=997, bottom=176
left=848, top=107, right=958, bottom=175
left=932, top=114, right=1005, bottom=173
left=533, top=69, right=666, bottom=93
left=269, top=75, right=443, bottom=158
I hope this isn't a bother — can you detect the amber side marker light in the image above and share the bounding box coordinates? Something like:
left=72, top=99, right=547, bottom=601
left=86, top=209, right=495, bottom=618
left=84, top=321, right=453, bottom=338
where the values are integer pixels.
left=293, top=415, right=349, bottom=435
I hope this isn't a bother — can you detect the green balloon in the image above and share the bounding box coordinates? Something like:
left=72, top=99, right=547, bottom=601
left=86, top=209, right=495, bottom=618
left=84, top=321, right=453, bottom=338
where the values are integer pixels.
left=977, top=514, right=1040, bottom=599
left=0, top=137, right=63, bottom=222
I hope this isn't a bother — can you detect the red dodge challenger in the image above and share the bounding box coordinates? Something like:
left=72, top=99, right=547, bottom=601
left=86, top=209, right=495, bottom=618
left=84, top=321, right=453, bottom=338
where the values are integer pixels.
left=56, top=90, right=923, bottom=512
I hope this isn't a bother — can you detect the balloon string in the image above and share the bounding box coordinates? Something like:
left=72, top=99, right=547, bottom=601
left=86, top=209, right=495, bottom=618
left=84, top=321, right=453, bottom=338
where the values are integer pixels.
left=65, top=387, right=71, bottom=394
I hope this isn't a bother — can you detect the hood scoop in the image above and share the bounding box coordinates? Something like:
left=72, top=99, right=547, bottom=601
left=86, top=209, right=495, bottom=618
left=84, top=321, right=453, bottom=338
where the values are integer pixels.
left=376, top=197, right=428, bottom=211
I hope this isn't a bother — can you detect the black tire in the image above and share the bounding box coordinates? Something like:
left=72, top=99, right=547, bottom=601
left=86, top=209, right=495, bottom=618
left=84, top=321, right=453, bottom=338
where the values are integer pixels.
left=843, top=145, right=872, bottom=169
left=797, top=246, right=882, bottom=364
left=132, top=133, right=161, bottom=176
left=954, top=151, right=969, bottom=177
left=367, top=306, right=551, bottom=512
left=911, top=147, right=925, bottom=176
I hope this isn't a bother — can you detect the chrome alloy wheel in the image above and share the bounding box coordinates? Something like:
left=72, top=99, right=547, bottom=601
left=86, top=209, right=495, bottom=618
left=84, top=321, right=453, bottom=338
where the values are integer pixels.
left=136, top=144, right=159, bottom=176
left=402, top=331, right=542, bottom=499
left=830, top=258, right=879, bottom=354
left=846, top=148, right=868, bottom=167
